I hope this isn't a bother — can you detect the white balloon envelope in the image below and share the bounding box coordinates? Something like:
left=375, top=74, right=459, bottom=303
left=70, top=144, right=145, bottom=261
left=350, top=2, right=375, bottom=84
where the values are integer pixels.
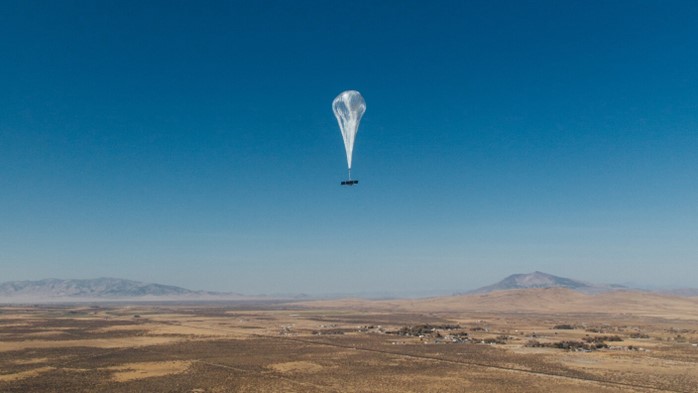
left=332, top=90, right=365, bottom=186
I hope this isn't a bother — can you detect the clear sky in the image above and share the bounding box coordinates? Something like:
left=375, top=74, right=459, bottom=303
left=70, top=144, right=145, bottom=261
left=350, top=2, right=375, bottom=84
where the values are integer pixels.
left=1, top=0, right=697, bottom=294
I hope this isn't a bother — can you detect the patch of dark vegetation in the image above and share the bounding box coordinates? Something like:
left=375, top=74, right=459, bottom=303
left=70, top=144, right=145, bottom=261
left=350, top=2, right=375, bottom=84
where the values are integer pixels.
left=667, top=327, right=696, bottom=334
left=386, top=324, right=461, bottom=337
left=383, top=324, right=479, bottom=345
left=583, top=335, right=622, bottom=343
left=1, top=329, right=151, bottom=341
left=629, top=332, right=650, bottom=339
left=552, top=324, right=575, bottom=330
left=525, top=340, right=608, bottom=351
left=584, top=324, right=624, bottom=334
left=27, top=318, right=138, bottom=329
left=311, top=329, right=346, bottom=335
left=482, top=335, right=510, bottom=344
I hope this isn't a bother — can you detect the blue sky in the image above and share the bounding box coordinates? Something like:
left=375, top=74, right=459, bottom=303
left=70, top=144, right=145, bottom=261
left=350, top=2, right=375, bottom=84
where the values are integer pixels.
left=1, top=0, right=697, bottom=294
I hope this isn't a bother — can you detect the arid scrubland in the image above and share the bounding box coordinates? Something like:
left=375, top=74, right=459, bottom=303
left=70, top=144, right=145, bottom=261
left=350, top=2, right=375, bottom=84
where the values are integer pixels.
left=1, top=289, right=697, bottom=392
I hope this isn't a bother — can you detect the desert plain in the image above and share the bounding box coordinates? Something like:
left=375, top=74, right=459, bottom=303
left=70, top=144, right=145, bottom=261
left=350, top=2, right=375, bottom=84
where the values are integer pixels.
left=1, top=288, right=697, bottom=392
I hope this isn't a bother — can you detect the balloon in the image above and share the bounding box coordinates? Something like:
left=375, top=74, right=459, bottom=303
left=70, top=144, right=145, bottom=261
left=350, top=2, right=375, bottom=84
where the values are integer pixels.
left=333, top=90, right=366, bottom=184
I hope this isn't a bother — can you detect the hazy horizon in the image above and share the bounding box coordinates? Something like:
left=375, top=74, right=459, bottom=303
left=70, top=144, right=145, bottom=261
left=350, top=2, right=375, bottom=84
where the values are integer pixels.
left=1, top=269, right=693, bottom=298
left=2, top=1, right=697, bottom=294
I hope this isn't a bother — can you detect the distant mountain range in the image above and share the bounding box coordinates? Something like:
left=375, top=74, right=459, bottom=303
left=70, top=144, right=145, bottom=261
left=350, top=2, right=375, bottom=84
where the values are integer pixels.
left=0, top=278, right=241, bottom=302
left=661, top=288, right=698, bottom=297
left=1, top=273, right=695, bottom=303
left=467, top=271, right=627, bottom=294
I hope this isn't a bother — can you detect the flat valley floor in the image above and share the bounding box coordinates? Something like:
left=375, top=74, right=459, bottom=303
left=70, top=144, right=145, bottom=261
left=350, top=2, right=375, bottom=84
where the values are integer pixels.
left=1, top=290, right=697, bottom=392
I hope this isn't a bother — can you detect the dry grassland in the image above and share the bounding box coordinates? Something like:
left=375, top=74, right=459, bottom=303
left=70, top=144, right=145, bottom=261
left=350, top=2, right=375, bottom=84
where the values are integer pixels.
left=0, top=289, right=697, bottom=392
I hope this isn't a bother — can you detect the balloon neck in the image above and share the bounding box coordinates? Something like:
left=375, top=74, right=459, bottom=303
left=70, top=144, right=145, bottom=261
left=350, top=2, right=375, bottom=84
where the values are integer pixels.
left=348, top=168, right=352, bottom=180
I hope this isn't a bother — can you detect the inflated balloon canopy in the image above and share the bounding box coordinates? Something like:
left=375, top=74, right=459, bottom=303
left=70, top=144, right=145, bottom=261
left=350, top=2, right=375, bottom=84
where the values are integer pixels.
left=333, top=90, right=366, bottom=185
